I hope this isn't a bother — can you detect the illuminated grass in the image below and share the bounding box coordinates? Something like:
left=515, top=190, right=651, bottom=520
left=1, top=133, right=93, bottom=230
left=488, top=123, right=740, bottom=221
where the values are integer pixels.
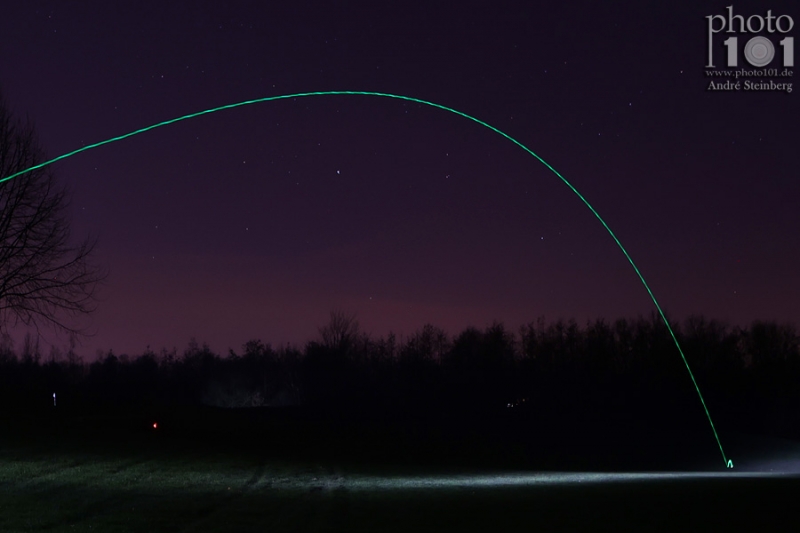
left=0, top=439, right=793, bottom=533
left=0, top=455, right=781, bottom=496
left=0, top=91, right=729, bottom=466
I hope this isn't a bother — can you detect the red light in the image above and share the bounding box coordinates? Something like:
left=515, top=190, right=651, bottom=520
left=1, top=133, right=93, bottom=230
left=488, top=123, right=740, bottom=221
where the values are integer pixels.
left=153, top=422, right=158, bottom=429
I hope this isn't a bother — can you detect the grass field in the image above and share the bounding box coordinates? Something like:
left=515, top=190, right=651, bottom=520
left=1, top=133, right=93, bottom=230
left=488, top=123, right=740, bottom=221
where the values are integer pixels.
left=1, top=406, right=798, bottom=532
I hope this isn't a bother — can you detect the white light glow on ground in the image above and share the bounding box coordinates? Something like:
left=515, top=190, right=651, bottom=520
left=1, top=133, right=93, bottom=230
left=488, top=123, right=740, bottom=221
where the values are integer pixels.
left=337, top=470, right=796, bottom=491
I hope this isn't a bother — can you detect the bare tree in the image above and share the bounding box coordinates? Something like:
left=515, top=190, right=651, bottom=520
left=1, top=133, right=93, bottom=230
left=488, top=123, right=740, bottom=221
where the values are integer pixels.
left=0, top=92, right=106, bottom=338
left=318, top=309, right=360, bottom=353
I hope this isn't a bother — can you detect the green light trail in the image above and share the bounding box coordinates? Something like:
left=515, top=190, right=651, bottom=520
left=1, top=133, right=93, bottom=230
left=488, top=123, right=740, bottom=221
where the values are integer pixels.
left=0, top=90, right=731, bottom=468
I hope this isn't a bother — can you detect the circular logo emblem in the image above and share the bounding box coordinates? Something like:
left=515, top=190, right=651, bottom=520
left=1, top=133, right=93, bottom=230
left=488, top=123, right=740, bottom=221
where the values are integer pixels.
left=744, top=36, right=775, bottom=67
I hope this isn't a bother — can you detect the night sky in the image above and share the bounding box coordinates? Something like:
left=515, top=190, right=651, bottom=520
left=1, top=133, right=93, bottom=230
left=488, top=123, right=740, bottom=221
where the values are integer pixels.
left=1, top=1, right=797, bottom=358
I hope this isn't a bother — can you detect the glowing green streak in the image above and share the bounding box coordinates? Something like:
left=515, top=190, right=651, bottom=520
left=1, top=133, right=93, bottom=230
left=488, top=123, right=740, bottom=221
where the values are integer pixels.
left=0, top=90, right=730, bottom=467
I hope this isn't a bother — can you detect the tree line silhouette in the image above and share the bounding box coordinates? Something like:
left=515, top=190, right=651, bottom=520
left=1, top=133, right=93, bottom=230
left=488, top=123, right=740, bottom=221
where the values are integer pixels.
left=1, top=311, right=798, bottom=439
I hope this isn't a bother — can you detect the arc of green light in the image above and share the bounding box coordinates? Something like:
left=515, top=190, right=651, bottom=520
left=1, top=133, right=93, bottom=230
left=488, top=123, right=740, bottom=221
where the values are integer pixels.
left=0, top=90, right=730, bottom=468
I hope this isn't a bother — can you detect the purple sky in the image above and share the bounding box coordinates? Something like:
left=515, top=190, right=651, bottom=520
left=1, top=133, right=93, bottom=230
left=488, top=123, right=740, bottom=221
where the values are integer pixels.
left=1, top=1, right=797, bottom=358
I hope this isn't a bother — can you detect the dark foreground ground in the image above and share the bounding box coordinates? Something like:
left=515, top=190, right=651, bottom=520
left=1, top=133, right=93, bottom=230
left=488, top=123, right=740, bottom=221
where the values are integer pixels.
left=0, top=404, right=798, bottom=532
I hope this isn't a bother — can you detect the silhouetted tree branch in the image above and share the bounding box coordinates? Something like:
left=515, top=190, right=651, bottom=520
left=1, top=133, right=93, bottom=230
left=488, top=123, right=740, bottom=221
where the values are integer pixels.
left=0, top=92, right=106, bottom=338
